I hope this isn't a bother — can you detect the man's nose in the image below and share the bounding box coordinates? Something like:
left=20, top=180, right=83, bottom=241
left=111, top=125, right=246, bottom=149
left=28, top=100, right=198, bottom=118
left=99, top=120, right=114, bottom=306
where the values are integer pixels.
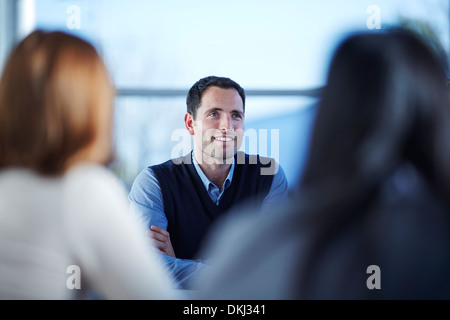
left=220, top=114, right=233, bottom=131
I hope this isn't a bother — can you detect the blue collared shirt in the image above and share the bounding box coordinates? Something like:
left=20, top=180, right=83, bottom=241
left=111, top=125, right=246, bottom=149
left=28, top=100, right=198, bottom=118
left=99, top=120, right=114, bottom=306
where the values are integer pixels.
left=192, top=153, right=234, bottom=206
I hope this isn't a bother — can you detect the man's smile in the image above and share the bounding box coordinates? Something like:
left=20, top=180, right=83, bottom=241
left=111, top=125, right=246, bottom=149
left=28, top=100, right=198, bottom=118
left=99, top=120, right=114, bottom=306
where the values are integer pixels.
left=213, top=135, right=235, bottom=143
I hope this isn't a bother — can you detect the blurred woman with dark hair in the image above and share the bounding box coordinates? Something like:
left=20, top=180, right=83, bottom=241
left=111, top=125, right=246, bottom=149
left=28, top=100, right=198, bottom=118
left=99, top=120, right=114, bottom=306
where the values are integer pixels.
left=194, top=28, right=450, bottom=299
left=0, top=30, right=175, bottom=299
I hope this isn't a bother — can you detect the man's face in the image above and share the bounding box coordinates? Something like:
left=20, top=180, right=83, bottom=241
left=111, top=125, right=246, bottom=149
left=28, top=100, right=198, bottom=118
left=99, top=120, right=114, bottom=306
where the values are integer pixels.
left=185, top=86, right=245, bottom=164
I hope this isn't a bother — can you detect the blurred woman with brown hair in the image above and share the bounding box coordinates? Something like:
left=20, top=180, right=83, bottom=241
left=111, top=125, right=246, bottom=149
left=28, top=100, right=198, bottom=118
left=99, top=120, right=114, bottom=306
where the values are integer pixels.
left=0, top=30, right=174, bottom=299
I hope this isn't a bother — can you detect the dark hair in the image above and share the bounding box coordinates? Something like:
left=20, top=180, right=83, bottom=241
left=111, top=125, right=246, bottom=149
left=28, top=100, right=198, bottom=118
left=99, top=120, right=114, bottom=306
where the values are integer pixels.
left=301, top=28, right=449, bottom=194
left=295, top=29, right=450, bottom=297
left=186, top=76, right=245, bottom=119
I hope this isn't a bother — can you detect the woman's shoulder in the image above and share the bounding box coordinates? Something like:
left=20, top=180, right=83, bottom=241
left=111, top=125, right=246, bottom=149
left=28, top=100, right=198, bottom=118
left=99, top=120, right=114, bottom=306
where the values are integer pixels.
left=64, top=163, right=126, bottom=196
left=62, top=163, right=130, bottom=221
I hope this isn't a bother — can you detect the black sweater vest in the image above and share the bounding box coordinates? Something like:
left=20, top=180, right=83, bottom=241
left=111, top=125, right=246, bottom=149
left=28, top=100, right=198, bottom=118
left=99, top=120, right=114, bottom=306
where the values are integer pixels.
left=151, top=152, right=274, bottom=259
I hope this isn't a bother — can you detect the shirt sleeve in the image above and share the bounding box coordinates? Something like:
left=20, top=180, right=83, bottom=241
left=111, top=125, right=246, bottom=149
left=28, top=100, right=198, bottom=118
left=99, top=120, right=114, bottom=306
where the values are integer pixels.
left=129, top=167, right=203, bottom=287
left=160, top=254, right=209, bottom=290
left=262, top=164, right=289, bottom=211
left=128, top=168, right=168, bottom=230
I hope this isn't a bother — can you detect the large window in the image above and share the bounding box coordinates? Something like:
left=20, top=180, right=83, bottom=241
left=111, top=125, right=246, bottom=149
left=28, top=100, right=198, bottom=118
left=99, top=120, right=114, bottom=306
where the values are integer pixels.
left=4, top=0, right=449, bottom=190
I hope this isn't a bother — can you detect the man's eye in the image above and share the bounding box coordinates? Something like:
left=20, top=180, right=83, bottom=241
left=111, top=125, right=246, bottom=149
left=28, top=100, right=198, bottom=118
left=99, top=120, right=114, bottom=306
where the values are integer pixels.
left=233, top=113, right=243, bottom=119
left=209, top=112, right=218, bottom=117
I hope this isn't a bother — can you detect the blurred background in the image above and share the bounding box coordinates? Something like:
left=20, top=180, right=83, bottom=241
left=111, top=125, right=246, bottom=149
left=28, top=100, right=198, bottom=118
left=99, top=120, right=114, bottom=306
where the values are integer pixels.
left=1, top=0, right=448, bottom=191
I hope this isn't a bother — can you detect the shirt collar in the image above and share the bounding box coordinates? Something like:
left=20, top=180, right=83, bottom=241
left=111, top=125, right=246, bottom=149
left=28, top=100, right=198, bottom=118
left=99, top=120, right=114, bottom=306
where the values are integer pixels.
left=192, top=152, right=235, bottom=191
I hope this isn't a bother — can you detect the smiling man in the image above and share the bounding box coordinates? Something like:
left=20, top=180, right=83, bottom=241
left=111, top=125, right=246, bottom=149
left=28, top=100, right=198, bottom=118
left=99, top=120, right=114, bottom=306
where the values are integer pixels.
left=128, top=76, right=288, bottom=287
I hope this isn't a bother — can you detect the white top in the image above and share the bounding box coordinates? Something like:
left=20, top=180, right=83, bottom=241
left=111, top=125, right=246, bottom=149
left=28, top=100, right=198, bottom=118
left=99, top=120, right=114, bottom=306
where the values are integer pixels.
left=0, top=163, right=175, bottom=300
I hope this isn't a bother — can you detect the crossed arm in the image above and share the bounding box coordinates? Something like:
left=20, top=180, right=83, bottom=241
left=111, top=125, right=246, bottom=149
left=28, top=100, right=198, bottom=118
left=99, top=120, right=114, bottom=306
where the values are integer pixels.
left=146, top=225, right=176, bottom=258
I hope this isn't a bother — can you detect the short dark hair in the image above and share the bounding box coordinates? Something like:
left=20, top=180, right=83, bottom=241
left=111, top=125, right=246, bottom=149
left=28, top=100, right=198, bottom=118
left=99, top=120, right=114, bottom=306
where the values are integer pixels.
left=186, top=76, right=246, bottom=119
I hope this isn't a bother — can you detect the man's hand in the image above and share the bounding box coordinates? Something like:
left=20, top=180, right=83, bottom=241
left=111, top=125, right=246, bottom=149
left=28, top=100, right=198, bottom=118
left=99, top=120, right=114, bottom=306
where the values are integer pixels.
left=146, top=225, right=176, bottom=258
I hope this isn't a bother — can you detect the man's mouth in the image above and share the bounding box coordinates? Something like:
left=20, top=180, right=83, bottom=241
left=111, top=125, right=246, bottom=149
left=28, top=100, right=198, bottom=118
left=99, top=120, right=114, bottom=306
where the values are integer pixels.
left=213, top=136, right=236, bottom=143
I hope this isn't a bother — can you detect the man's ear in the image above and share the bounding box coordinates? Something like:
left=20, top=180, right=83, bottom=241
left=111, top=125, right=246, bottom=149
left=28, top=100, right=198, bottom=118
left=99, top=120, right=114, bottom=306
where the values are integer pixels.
left=184, top=112, right=195, bottom=136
